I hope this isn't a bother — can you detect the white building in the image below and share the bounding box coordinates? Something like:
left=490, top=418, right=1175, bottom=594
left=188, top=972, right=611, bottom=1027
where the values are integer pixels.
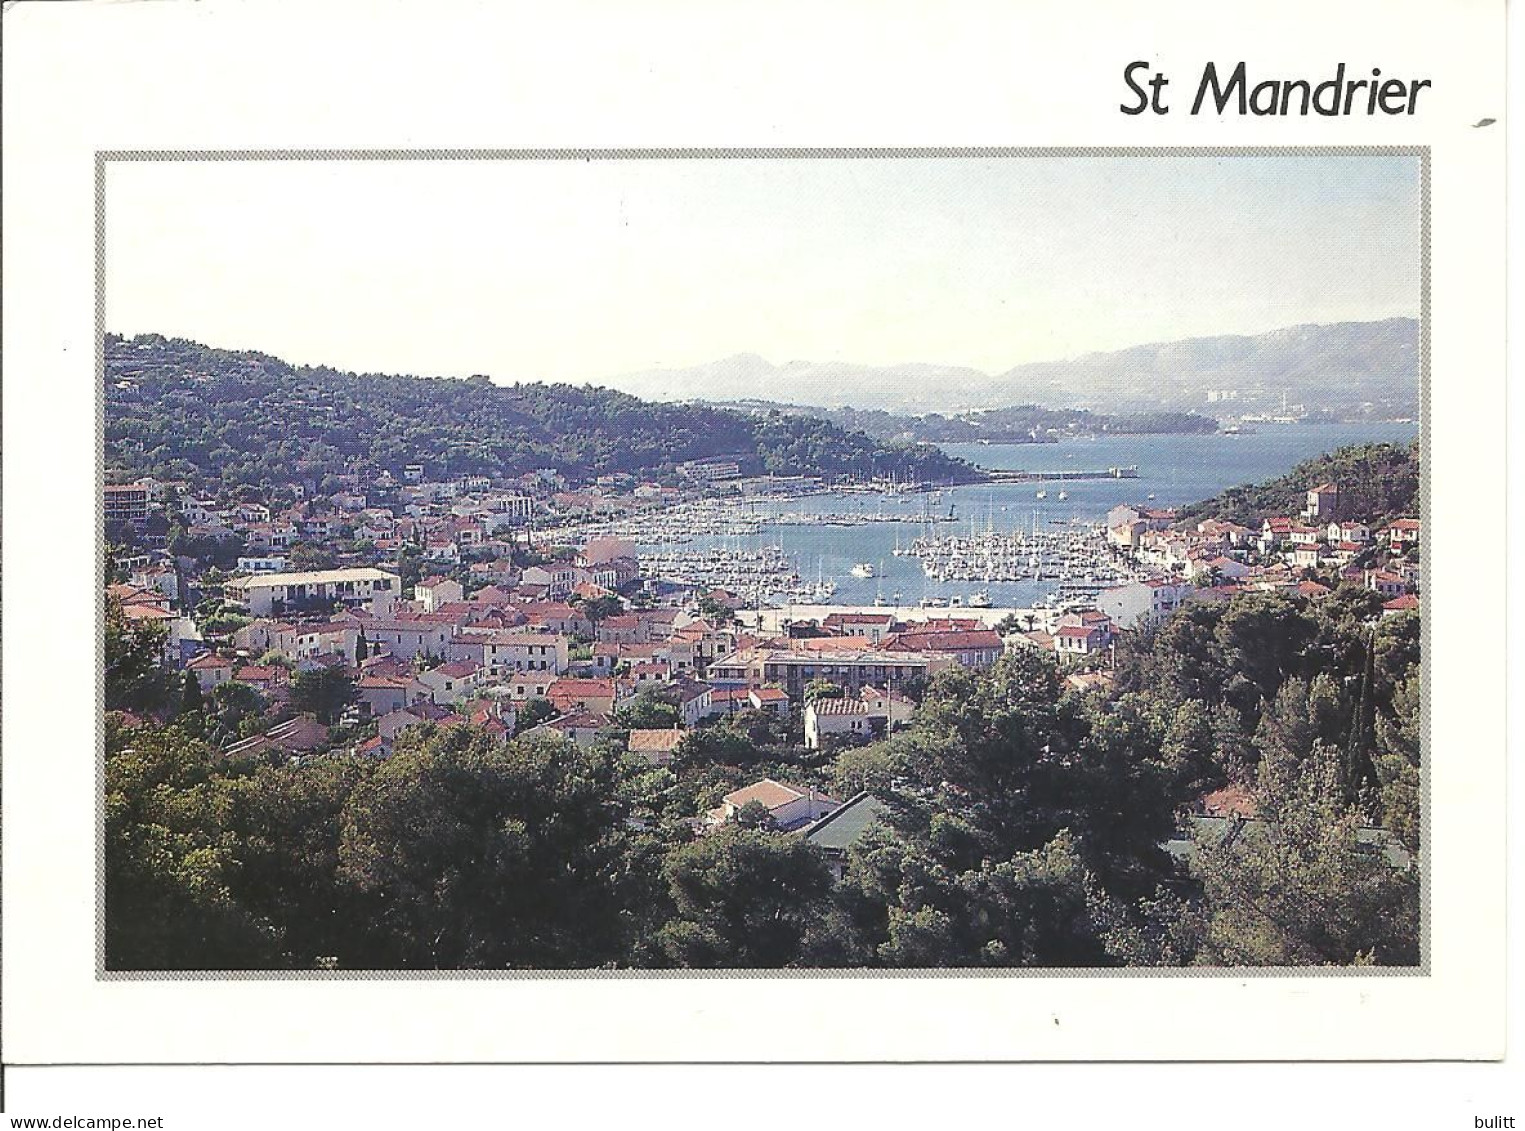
left=356, top=615, right=459, bottom=661
left=223, top=567, right=400, bottom=617
left=417, top=660, right=481, bottom=705
left=450, top=631, right=569, bottom=678
left=1098, top=578, right=1195, bottom=630
left=414, top=576, right=464, bottom=612
left=520, top=564, right=577, bottom=597
left=237, top=556, right=289, bottom=574
left=804, top=698, right=873, bottom=749
left=716, top=779, right=841, bottom=830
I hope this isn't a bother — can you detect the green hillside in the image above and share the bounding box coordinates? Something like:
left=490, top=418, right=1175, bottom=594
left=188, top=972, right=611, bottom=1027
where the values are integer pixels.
left=105, top=334, right=975, bottom=492
left=1176, top=441, right=1420, bottom=527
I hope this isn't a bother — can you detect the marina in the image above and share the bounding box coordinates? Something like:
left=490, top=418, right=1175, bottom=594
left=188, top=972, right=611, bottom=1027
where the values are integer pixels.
left=908, top=524, right=1140, bottom=588
left=553, top=422, right=1419, bottom=609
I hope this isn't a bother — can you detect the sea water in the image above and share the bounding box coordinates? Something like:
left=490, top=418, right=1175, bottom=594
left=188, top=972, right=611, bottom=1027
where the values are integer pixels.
left=641, top=421, right=1419, bottom=608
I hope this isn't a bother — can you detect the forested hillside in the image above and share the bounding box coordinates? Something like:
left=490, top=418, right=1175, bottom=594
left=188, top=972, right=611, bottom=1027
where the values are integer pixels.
left=711, top=401, right=1220, bottom=444
left=104, top=335, right=973, bottom=490
left=1177, top=441, right=1420, bottom=527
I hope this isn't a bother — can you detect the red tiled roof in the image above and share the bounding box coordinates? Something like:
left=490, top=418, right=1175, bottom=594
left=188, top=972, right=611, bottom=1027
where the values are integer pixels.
left=811, top=698, right=867, bottom=715
left=1201, top=784, right=1258, bottom=818
left=549, top=678, right=615, bottom=696
left=628, top=728, right=684, bottom=753
left=358, top=674, right=413, bottom=689
left=120, top=604, right=175, bottom=621
left=885, top=630, right=1003, bottom=651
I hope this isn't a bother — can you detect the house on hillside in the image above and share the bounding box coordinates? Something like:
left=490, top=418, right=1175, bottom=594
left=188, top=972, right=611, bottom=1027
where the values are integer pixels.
left=223, top=715, right=330, bottom=759
left=356, top=673, right=432, bottom=717
left=804, top=698, right=871, bottom=749
left=628, top=727, right=684, bottom=766
left=530, top=710, right=609, bottom=748
left=1303, top=482, right=1339, bottom=521
left=187, top=651, right=235, bottom=691
left=414, top=576, right=464, bottom=612
left=1384, top=518, right=1422, bottom=552
left=1055, top=622, right=1112, bottom=658
left=417, top=659, right=480, bottom=705
left=713, top=779, right=841, bottom=831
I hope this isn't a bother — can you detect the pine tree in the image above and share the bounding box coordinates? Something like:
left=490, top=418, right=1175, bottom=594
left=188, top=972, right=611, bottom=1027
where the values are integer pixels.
left=355, top=631, right=369, bottom=664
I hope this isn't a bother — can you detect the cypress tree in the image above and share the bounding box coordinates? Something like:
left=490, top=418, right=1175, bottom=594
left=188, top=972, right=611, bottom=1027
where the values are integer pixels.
left=180, top=668, right=204, bottom=715
left=1343, top=631, right=1377, bottom=803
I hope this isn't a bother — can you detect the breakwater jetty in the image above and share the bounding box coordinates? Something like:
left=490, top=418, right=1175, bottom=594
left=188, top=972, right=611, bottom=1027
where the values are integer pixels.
left=981, top=465, right=1140, bottom=483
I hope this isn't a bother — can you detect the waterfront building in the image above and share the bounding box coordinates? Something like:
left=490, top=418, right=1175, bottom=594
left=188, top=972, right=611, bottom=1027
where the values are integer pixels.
left=821, top=612, right=896, bottom=644
left=881, top=628, right=1004, bottom=670
left=1098, top=578, right=1196, bottom=630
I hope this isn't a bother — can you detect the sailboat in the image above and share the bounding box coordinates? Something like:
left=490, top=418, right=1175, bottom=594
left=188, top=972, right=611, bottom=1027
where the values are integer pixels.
left=1057, top=490, right=1069, bottom=501
left=1035, top=489, right=1047, bottom=500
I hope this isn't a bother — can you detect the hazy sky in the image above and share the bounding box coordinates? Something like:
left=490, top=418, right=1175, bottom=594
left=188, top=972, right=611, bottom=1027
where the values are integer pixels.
left=106, top=155, right=1421, bottom=384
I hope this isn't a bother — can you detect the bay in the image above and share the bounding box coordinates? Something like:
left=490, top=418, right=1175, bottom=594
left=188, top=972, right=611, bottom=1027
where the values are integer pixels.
left=641, top=421, right=1419, bottom=609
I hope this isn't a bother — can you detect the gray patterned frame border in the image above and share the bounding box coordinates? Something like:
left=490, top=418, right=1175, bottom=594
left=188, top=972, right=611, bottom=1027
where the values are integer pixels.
left=94, top=146, right=1430, bottom=981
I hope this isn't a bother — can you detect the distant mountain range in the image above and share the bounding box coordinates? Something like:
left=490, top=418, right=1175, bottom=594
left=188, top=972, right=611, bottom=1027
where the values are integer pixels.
left=602, top=318, right=1419, bottom=419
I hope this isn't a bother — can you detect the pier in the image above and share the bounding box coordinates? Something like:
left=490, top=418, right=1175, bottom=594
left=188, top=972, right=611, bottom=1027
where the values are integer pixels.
left=980, top=464, right=1140, bottom=483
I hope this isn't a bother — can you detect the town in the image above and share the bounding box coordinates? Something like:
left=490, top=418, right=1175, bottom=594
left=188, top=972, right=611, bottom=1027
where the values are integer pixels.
left=105, top=459, right=1421, bottom=849
left=101, top=335, right=1423, bottom=971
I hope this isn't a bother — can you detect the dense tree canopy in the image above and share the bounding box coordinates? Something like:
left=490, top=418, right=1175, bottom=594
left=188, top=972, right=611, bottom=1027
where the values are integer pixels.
left=1177, top=441, right=1419, bottom=527
left=105, top=334, right=973, bottom=491
left=717, top=400, right=1219, bottom=445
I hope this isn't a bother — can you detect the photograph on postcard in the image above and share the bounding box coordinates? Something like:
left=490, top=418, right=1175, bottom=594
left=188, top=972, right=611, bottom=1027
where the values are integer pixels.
left=99, top=151, right=1424, bottom=974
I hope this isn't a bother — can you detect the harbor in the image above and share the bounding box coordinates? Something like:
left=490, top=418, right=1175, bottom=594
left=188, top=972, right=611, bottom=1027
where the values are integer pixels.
left=547, top=422, right=1419, bottom=610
